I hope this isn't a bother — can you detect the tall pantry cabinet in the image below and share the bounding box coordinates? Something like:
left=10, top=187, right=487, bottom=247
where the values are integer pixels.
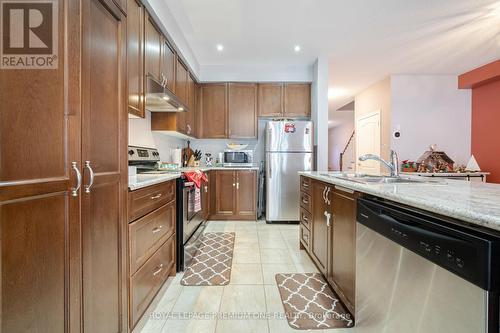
left=0, top=0, right=128, bottom=332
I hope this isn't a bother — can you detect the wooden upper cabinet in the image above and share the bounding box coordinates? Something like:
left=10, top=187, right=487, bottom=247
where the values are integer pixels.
left=175, top=58, right=189, bottom=106
left=236, top=170, right=257, bottom=218
left=258, top=83, right=283, bottom=117
left=200, top=83, right=227, bottom=138
left=144, top=14, right=161, bottom=82
left=284, top=83, right=311, bottom=117
left=127, top=0, right=144, bottom=118
left=161, top=38, right=176, bottom=93
left=194, top=83, right=202, bottom=138
left=228, top=83, right=257, bottom=139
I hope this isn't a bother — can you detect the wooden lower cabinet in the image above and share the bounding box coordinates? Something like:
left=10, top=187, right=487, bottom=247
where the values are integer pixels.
left=210, top=170, right=257, bottom=220
left=300, top=177, right=358, bottom=317
left=328, top=186, right=359, bottom=315
left=130, top=235, right=175, bottom=326
left=311, top=181, right=332, bottom=274
left=128, top=180, right=177, bottom=329
left=201, top=175, right=211, bottom=220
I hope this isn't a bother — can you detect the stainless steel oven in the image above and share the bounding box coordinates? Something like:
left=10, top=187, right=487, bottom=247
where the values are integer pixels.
left=176, top=177, right=207, bottom=271
left=223, top=149, right=253, bottom=167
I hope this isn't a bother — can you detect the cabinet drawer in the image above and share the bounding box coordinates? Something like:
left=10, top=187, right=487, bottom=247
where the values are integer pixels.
left=130, top=235, right=175, bottom=327
left=300, top=208, right=312, bottom=230
left=300, top=223, right=310, bottom=248
left=129, top=202, right=176, bottom=274
left=129, top=180, right=175, bottom=222
left=300, top=192, right=312, bottom=213
left=300, top=176, right=311, bottom=194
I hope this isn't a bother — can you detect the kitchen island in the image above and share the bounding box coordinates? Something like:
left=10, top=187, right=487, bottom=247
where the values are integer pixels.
left=298, top=171, right=500, bottom=333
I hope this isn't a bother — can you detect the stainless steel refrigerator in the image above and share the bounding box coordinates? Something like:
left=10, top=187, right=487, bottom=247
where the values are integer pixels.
left=265, top=120, right=313, bottom=222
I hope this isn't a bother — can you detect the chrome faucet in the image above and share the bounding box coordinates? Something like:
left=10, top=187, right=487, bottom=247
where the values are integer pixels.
left=359, top=149, right=400, bottom=177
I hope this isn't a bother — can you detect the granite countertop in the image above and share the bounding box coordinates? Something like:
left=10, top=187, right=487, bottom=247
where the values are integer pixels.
left=299, top=171, right=500, bottom=232
left=400, top=172, right=490, bottom=177
left=128, top=166, right=259, bottom=190
left=128, top=173, right=181, bottom=191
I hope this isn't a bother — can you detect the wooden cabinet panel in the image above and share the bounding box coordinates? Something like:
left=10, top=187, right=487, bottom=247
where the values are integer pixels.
left=161, top=38, right=176, bottom=93
left=300, top=175, right=311, bottom=195
left=201, top=174, right=210, bottom=220
left=200, top=84, right=228, bottom=138
left=176, top=58, right=189, bottom=106
left=300, top=223, right=311, bottom=249
left=129, top=202, right=175, bottom=274
left=0, top=193, right=76, bottom=333
left=129, top=180, right=176, bottom=221
left=195, top=83, right=202, bottom=138
left=284, top=83, right=311, bottom=117
left=127, top=0, right=144, bottom=118
left=300, top=208, right=312, bottom=230
left=228, top=83, right=257, bottom=139
left=300, top=191, right=312, bottom=213
left=185, top=74, right=196, bottom=135
left=258, top=83, right=283, bottom=117
left=130, top=235, right=175, bottom=327
left=311, top=181, right=331, bottom=274
left=329, top=186, right=358, bottom=315
left=214, top=170, right=235, bottom=217
left=81, top=1, right=127, bottom=331
left=144, top=14, right=161, bottom=81
left=236, top=170, right=257, bottom=218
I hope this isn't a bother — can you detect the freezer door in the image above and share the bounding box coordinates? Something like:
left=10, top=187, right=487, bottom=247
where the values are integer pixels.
left=266, top=120, right=313, bottom=152
left=266, top=152, right=313, bottom=221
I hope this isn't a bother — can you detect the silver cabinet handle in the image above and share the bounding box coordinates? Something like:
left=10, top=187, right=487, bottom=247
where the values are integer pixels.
left=84, top=161, right=95, bottom=193
left=233, top=183, right=236, bottom=187
left=204, top=185, right=208, bottom=193
left=302, top=181, right=309, bottom=188
left=153, top=264, right=164, bottom=276
left=152, top=226, right=163, bottom=234
left=186, top=124, right=191, bottom=134
left=325, top=187, right=331, bottom=205
left=236, top=182, right=239, bottom=190
left=324, top=211, right=331, bottom=227
left=322, top=186, right=327, bottom=202
left=71, top=162, right=81, bottom=197
left=151, top=193, right=163, bottom=200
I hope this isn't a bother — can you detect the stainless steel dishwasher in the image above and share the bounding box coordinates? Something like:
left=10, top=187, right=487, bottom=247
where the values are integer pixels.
left=355, top=197, right=499, bottom=333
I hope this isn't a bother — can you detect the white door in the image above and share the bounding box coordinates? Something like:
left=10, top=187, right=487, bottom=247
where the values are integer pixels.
left=356, top=111, right=381, bottom=175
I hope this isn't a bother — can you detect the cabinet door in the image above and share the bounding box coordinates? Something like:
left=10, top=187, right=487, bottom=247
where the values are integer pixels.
left=144, top=13, right=161, bottom=81
left=236, top=170, right=257, bottom=219
left=81, top=0, right=127, bottom=332
left=228, top=83, right=257, bottom=139
left=127, top=0, right=144, bottom=118
left=194, top=83, right=202, bottom=138
left=176, top=58, right=188, bottom=106
left=161, top=38, right=176, bottom=93
left=0, top=3, right=81, bottom=332
left=214, top=171, right=235, bottom=217
left=185, top=74, right=196, bottom=136
left=283, top=83, right=311, bottom=117
left=258, top=83, right=283, bottom=117
left=200, top=84, right=228, bottom=138
left=311, top=181, right=331, bottom=274
left=201, top=175, right=210, bottom=220
left=329, top=187, right=358, bottom=314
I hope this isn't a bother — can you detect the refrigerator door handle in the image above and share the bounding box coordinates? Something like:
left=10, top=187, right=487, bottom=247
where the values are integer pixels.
left=268, top=160, right=272, bottom=179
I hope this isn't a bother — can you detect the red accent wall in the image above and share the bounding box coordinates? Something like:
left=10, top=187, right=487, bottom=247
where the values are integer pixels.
left=471, top=79, right=500, bottom=183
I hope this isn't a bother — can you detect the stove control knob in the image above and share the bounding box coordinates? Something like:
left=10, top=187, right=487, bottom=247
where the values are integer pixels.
left=128, top=150, right=134, bottom=155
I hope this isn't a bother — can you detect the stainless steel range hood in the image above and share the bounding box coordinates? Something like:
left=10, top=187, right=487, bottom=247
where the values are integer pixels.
left=145, top=75, right=188, bottom=112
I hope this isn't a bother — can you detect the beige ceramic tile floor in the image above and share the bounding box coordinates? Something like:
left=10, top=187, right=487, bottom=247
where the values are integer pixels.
left=139, top=220, right=348, bottom=333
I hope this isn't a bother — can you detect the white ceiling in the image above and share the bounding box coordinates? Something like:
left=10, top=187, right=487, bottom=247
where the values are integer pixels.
left=162, top=0, right=500, bottom=113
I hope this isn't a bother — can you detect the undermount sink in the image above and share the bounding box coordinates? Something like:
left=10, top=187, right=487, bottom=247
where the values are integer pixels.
left=321, top=173, right=435, bottom=185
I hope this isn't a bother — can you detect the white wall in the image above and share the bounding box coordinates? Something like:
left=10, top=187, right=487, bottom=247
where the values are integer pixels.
left=129, top=111, right=186, bottom=162
left=390, top=75, right=471, bottom=165
left=312, top=56, right=329, bottom=171
left=328, top=111, right=354, bottom=171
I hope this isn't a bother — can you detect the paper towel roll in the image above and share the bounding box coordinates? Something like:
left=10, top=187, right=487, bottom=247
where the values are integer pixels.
left=171, top=148, right=182, bottom=167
